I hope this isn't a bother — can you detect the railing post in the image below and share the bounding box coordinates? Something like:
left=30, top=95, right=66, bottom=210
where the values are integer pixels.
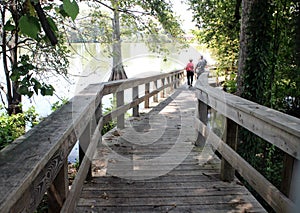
left=79, top=120, right=93, bottom=181
left=48, top=159, right=69, bottom=213
left=196, top=98, right=208, bottom=146
left=173, top=75, right=177, bottom=89
left=132, top=86, right=139, bottom=117
left=167, top=76, right=172, bottom=94
left=281, top=155, right=298, bottom=201
left=117, top=90, right=125, bottom=129
left=153, top=80, right=158, bottom=102
left=161, top=78, right=165, bottom=98
left=221, top=118, right=238, bottom=182
left=179, top=73, right=183, bottom=87
left=145, top=83, right=150, bottom=108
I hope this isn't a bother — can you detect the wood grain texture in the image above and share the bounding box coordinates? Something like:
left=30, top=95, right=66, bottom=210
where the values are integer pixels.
left=0, top=71, right=184, bottom=212
left=0, top=83, right=105, bottom=212
left=195, top=73, right=300, bottom=159
left=76, top=86, right=266, bottom=213
left=194, top=117, right=295, bottom=213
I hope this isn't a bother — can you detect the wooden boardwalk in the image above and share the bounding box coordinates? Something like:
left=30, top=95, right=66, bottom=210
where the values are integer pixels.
left=75, top=86, right=266, bottom=213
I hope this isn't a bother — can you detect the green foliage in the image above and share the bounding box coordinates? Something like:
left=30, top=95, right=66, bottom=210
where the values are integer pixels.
left=241, top=1, right=273, bottom=105
left=222, top=72, right=237, bottom=93
left=238, top=129, right=284, bottom=189
left=63, top=0, right=79, bottom=21
left=70, top=0, right=186, bottom=54
left=0, top=106, right=40, bottom=150
left=10, top=55, right=56, bottom=98
left=17, top=0, right=79, bottom=41
left=189, top=0, right=240, bottom=83
left=0, top=0, right=76, bottom=115
left=190, top=1, right=299, bottom=210
left=102, top=97, right=117, bottom=135
left=51, top=98, right=69, bottom=112
left=19, top=15, right=41, bottom=40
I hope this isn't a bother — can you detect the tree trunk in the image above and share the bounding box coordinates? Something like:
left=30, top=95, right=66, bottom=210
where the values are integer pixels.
left=295, top=2, right=300, bottom=69
left=236, top=0, right=255, bottom=96
left=6, top=1, right=22, bottom=115
left=108, top=1, right=127, bottom=81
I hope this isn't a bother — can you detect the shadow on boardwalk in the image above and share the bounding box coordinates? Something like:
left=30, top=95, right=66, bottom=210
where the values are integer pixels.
left=76, top=86, right=266, bottom=213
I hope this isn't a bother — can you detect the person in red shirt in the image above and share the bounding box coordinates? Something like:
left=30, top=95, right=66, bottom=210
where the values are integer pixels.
left=185, top=59, right=194, bottom=87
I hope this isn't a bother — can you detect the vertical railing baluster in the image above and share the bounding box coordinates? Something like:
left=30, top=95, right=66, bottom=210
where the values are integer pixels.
left=79, top=120, right=92, bottom=181
left=161, top=78, right=165, bottom=98
left=153, top=80, right=158, bottom=102
left=281, top=155, right=298, bottom=202
left=220, top=118, right=238, bottom=182
left=117, top=90, right=125, bottom=129
left=48, top=159, right=69, bottom=213
left=196, top=96, right=208, bottom=146
left=132, top=86, right=139, bottom=117
left=145, top=83, right=150, bottom=108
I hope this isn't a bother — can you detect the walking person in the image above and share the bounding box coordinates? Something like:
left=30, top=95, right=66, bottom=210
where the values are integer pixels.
left=185, top=59, right=194, bottom=88
left=195, top=55, right=207, bottom=79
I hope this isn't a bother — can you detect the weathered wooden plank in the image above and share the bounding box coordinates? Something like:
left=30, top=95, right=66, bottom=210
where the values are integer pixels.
left=194, top=117, right=296, bottom=213
left=195, top=83, right=300, bottom=159
left=101, top=70, right=184, bottom=96
left=84, top=173, right=223, bottom=184
left=81, top=186, right=250, bottom=196
left=82, top=180, right=246, bottom=191
left=77, top=195, right=261, bottom=207
left=76, top=205, right=265, bottom=213
left=102, top=81, right=176, bottom=125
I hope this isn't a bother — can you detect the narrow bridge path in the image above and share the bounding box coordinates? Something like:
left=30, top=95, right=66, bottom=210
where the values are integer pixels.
left=76, top=86, right=266, bottom=213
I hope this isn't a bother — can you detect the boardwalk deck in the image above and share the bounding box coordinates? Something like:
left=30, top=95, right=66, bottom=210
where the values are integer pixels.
left=75, top=86, right=266, bottom=213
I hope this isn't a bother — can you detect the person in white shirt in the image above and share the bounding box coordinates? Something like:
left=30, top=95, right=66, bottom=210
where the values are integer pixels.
left=195, top=55, right=207, bottom=79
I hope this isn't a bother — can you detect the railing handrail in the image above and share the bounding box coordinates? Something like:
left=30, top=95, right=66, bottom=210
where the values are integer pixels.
left=0, top=70, right=185, bottom=212
left=194, top=71, right=300, bottom=212
left=195, top=72, right=300, bottom=159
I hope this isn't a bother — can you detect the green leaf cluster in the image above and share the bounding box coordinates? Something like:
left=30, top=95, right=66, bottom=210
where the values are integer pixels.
left=0, top=106, right=40, bottom=150
left=189, top=0, right=240, bottom=84
left=11, top=55, right=55, bottom=98
left=51, top=98, right=69, bottom=112
left=16, top=0, right=79, bottom=41
left=69, top=0, right=185, bottom=55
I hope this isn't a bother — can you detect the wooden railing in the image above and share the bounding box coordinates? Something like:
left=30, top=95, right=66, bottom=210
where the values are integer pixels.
left=0, top=70, right=185, bottom=213
left=194, top=72, right=300, bottom=212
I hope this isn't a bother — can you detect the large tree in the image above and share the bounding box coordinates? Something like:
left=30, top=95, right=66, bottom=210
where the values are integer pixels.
left=189, top=0, right=300, bottom=207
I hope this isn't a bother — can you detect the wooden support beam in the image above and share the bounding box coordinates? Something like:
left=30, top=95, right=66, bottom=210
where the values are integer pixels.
left=221, top=118, right=238, bottom=182
left=145, top=83, right=150, bottom=108
left=132, top=86, right=139, bottom=117
left=153, top=81, right=158, bottom=102
left=79, top=121, right=92, bottom=181
left=48, top=160, right=69, bottom=213
left=161, top=78, right=165, bottom=98
left=195, top=93, right=208, bottom=146
left=281, top=155, right=299, bottom=203
left=117, top=90, right=125, bottom=129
